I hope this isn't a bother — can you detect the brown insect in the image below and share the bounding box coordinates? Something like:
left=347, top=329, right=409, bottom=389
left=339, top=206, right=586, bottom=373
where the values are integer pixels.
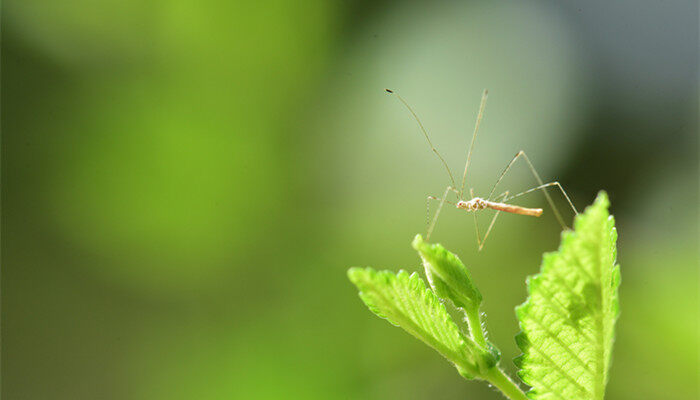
left=385, top=88, right=578, bottom=250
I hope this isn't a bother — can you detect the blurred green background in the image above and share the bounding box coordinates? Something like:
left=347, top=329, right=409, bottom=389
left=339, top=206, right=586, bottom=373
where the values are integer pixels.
left=2, top=0, right=698, bottom=399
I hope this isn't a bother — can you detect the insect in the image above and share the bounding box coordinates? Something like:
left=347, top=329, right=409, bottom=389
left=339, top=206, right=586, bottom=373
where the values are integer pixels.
left=385, top=88, right=578, bottom=250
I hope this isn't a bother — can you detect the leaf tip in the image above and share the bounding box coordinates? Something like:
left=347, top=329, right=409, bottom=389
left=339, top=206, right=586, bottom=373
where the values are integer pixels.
left=411, top=233, right=426, bottom=251
left=347, top=267, right=362, bottom=282
left=347, top=267, right=375, bottom=287
left=594, top=190, right=610, bottom=207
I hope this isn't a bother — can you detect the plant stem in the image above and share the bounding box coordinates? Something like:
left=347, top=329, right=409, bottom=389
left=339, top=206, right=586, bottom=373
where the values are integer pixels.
left=465, top=307, right=487, bottom=347
left=483, top=368, right=529, bottom=400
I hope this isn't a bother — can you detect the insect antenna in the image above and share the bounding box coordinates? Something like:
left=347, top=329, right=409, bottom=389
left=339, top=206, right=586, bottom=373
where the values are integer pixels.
left=460, top=89, right=488, bottom=199
left=386, top=89, right=457, bottom=190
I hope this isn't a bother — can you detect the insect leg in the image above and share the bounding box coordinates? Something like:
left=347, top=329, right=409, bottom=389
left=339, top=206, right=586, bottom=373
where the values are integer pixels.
left=468, top=188, right=483, bottom=246
left=459, top=89, right=489, bottom=199
left=426, top=186, right=459, bottom=240
left=476, top=190, right=510, bottom=251
left=386, top=89, right=458, bottom=189
left=505, top=182, right=578, bottom=215
left=487, top=150, right=576, bottom=229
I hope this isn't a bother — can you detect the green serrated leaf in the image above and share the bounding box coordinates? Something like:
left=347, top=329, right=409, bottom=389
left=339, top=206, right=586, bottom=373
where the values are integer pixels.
left=411, top=234, right=498, bottom=366
left=411, top=234, right=482, bottom=312
left=347, top=267, right=481, bottom=378
left=515, top=191, right=620, bottom=400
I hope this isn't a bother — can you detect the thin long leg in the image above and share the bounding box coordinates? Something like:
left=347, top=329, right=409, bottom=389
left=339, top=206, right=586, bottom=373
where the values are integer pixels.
left=470, top=188, right=483, bottom=245
left=505, top=182, right=578, bottom=215
left=475, top=191, right=510, bottom=251
left=386, top=89, right=457, bottom=189
left=486, top=150, right=577, bottom=229
left=426, top=186, right=459, bottom=240
left=459, top=89, right=489, bottom=199
left=426, top=194, right=456, bottom=234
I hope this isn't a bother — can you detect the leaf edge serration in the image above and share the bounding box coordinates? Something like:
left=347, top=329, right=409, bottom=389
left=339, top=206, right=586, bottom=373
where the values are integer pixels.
left=514, top=191, right=620, bottom=400
left=347, top=266, right=481, bottom=378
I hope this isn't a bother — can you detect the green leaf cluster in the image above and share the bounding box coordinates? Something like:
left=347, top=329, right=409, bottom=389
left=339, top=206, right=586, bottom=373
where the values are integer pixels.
left=347, top=192, right=620, bottom=400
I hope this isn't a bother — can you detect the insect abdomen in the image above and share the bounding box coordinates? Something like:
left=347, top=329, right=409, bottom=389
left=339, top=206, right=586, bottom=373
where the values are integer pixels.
left=486, top=201, right=543, bottom=217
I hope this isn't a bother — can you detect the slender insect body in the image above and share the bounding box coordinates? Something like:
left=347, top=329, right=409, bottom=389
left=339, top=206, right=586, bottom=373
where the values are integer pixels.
left=457, top=198, right=543, bottom=217
left=484, top=201, right=543, bottom=217
left=386, top=89, right=578, bottom=250
left=456, top=197, right=542, bottom=217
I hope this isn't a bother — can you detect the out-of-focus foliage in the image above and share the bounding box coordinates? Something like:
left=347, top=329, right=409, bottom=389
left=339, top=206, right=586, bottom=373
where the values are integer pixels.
left=5, top=0, right=333, bottom=292
left=3, top=0, right=697, bottom=399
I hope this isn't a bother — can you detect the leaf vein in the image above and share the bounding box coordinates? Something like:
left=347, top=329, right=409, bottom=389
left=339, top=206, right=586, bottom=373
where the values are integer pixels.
left=525, top=311, right=594, bottom=374
left=526, top=343, right=591, bottom=396
left=535, top=283, right=597, bottom=346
